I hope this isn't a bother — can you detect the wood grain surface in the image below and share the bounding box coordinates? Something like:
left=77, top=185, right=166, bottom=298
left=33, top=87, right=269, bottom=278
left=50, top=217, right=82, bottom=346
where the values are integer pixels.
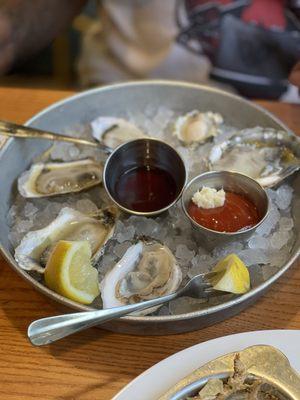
left=0, top=88, right=299, bottom=400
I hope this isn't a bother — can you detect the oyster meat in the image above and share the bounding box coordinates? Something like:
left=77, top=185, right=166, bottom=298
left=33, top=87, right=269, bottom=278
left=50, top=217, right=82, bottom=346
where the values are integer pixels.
left=91, top=116, right=146, bottom=149
left=100, top=241, right=182, bottom=315
left=15, top=206, right=117, bottom=273
left=209, top=128, right=300, bottom=187
left=174, top=111, right=223, bottom=145
left=18, top=159, right=103, bottom=198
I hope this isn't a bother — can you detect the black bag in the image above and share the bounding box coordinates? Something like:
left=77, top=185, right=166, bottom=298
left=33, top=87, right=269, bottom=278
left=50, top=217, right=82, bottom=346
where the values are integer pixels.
left=176, top=0, right=300, bottom=98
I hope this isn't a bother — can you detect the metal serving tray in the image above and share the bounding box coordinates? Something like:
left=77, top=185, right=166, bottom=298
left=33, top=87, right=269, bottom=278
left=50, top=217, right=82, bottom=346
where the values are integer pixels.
left=0, top=81, right=299, bottom=335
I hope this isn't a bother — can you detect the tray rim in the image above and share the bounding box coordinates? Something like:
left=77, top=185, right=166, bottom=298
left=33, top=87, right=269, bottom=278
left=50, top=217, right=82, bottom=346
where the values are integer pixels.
left=0, top=79, right=299, bottom=323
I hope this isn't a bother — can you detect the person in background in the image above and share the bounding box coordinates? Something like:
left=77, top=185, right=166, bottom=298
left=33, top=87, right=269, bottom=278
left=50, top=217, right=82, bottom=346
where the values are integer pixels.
left=0, top=0, right=299, bottom=99
left=290, top=61, right=300, bottom=88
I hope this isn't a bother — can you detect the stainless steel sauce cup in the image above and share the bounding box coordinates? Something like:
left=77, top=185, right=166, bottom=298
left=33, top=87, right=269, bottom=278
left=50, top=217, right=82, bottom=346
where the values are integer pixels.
left=103, top=138, right=187, bottom=216
left=181, top=171, right=270, bottom=246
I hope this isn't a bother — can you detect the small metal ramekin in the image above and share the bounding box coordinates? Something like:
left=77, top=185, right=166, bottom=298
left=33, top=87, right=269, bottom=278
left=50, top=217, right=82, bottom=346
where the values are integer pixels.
left=181, top=171, right=269, bottom=246
left=103, top=138, right=187, bottom=216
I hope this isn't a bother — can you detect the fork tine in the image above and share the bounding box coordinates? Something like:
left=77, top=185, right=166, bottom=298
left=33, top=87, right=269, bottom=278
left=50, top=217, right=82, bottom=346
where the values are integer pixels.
left=203, top=287, right=227, bottom=297
left=197, top=278, right=224, bottom=295
left=199, top=282, right=212, bottom=289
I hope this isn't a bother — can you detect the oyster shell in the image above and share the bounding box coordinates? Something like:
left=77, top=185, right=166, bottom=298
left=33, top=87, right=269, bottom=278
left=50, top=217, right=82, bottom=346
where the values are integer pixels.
left=100, top=241, right=182, bottom=315
left=91, top=116, right=146, bottom=149
left=174, top=111, right=223, bottom=145
left=209, top=128, right=300, bottom=187
left=18, top=159, right=103, bottom=198
left=15, top=206, right=117, bottom=273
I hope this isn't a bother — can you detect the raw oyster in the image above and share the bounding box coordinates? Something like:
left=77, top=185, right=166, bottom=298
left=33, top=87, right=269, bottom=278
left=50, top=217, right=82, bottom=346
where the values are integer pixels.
left=100, top=241, right=182, bottom=315
left=209, top=127, right=300, bottom=187
left=173, top=111, right=223, bottom=145
left=15, top=206, right=117, bottom=273
left=18, top=159, right=103, bottom=198
left=90, top=116, right=146, bottom=149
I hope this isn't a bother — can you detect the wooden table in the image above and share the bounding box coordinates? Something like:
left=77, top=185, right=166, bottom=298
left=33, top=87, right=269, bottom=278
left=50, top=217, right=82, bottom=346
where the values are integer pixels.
left=0, top=87, right=299, bottom=400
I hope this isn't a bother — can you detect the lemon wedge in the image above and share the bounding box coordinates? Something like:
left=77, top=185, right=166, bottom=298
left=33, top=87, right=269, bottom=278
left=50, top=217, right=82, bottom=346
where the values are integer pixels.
left=44, top=240, right=100, bottom=304
left=209, top=253, right=250, bottom=294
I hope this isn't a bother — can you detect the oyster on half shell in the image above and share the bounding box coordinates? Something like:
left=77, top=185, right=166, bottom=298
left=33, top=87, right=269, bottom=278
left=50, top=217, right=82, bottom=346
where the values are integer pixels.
left=100, top=241, right=182, bottom=315
left=18, top=159, right=103, bottom=198
left=91, top=116, right=146, bottom=149
left=15, top=206, right=117, bottom=273
left=209, top=127, right=300, bottom=187
left=174, top=111, right=223, bottom=145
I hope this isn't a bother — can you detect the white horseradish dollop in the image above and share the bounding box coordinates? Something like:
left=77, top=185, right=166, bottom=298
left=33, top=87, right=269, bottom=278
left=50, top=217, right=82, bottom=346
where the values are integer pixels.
left=192, top=186, right=225, bottom=209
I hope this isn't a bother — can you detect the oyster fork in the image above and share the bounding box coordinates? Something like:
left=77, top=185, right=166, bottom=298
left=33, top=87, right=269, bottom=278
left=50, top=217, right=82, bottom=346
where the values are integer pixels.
left=28, top=273, right=218, bottom=346
left=0, top=120, right=112, bottom=155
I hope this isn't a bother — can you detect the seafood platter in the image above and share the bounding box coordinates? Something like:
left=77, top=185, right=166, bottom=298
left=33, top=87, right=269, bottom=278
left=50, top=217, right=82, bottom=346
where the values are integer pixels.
left=0, top=81, right=299, bottom=335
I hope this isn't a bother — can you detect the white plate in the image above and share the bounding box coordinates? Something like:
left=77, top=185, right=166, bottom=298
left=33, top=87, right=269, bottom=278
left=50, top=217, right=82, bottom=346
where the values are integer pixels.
left=113, top=330, right=300, bottom=400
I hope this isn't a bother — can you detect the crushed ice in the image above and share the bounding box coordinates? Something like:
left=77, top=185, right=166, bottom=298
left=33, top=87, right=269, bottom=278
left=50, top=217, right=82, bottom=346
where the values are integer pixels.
left=7, top=107, right=297, bottom=316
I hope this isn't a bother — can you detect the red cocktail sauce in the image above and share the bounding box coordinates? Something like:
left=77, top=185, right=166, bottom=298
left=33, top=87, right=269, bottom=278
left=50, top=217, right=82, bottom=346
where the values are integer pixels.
left=187, top=192, right=260, bottom=233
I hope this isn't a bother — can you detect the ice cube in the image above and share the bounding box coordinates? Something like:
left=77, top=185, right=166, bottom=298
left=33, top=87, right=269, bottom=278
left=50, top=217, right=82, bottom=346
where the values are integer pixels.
left=99, top=253, right=116, bottom=273
left=213, top=242, right=244, bottom=258
left=275, top=185, right=293, bottom=210
left=268, top=248, right=289, bottom=267
left=68, top=145, right=80, bottom=159
left=190, top=254, right=216, bottom=274
left=75, top=199, right=98, bottom=214
left=127, top=216, right=159, bottom=238
left=238, top=249, right=269, bottom=266
left=143, top=106, right=174, bottom=136
left=248, top=235, right=269, bottom=250
left=116, top=225, right=135, bottom=243
left=44, top=202, right=63, bottom=219
left=256, top=204, right=280, bottom=236
left=113, top=241, right=133, bottom=258
left=175, top=244, right=195, bottom=262
left=279, top=217, right=294, bottom=231
left=168, top=203, right=182, bottom=223
left=266, top=188, right=277, bottom=201
left=24, top=202, right=38, bottom=218
left=187, top=263, right=211, bottom=278
left=9, top=231, right=21, bottom=247
left=50, top=142, right=72, bottom=161
left=7, top=205, right=17, bottom=225
left=270, top=230, right=290, bottom=250
left=176, top=146, right=192, bottom=171
left=152, top=225, right=168, bottom=242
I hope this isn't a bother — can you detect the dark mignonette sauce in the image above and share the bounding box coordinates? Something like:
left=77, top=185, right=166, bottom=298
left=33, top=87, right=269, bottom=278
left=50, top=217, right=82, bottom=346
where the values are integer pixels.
left=114, top=165, right=177, bottom=212
left=188, top=191, right=260, bottom=232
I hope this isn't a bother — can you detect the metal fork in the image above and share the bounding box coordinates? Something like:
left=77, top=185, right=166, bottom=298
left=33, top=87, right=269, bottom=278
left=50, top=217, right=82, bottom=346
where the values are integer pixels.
left=28, top=273, right=218, bottom=346
left=0, top=120, right=112, bottom=155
